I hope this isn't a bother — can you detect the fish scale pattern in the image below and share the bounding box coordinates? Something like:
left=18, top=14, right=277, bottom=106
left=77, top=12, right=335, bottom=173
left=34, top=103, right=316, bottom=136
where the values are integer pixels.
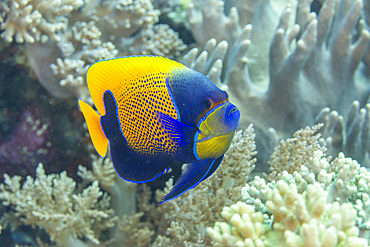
left=113, top=70, right=180, bottom=156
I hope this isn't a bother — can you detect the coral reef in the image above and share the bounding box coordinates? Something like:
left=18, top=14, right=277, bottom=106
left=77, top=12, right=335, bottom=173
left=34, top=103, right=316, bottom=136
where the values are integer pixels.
left=267, top=124, right=327, bottom=179
left=2, top=123, right=369, bottom=246
left=0, top=163, right=116, bottom=247
left=1, top=0, right=187, bottom=101
left=1, top=0, right=369, bottom=168
left=1, top=121, right=370, bottom=246
left=149, top=124, right=257, bottom=246
left=0, top=124, right=257, bottom=246
left=77, top=155, right=137, bottom=219
left=184, top=0, right=370, bottom=168
left=208, top=126, right=370, bottom=246
left=0, top=41, right=95, bottom=180
left=0, top=0, right=83, bottom=43
left=208, top=183, right=368, bottom=246
left=1, top=0, right=370, bottom=246
left=315, top=101, right=370, bottom=168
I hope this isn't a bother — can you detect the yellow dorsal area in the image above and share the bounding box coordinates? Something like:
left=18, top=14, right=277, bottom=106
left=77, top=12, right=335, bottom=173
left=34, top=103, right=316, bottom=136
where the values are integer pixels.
left=86, top=56, right=188, bottom=156
left=87, top=56, right=186, bottom=116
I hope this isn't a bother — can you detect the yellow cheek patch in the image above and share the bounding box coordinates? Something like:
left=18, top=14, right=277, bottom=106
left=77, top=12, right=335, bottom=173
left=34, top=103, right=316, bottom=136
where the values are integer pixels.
left=196, top=132, right=235, bottom=159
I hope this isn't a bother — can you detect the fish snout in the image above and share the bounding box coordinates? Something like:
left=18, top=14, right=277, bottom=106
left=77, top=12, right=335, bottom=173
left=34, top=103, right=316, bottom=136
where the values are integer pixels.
left=225, top=103, right=240, bottom=130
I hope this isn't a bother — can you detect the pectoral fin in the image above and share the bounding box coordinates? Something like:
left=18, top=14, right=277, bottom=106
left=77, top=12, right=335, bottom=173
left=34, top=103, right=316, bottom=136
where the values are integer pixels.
left=159, top=157, right=223, bottom=203
left=156, top=111, right=194, bottom=146
left=198, top=155, right=223, bottom=183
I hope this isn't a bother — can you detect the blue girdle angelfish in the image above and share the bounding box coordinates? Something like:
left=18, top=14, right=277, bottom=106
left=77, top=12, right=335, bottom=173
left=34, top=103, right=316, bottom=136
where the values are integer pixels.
left=78, top=56, right=240, bottom=203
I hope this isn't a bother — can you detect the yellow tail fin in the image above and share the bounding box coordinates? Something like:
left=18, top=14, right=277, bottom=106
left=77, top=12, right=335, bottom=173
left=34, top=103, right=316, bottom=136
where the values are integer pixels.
left=78, top=99, right=108, bottom=157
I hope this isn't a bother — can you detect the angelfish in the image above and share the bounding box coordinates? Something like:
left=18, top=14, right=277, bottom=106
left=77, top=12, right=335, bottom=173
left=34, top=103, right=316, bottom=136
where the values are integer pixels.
left=78, top=56, right=240, bottom=203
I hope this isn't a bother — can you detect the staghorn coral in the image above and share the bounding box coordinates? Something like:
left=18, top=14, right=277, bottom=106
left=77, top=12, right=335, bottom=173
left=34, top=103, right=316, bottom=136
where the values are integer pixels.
left=183, top=0, right=370, bottom=168
left=0, top=163, right=117, bottom=247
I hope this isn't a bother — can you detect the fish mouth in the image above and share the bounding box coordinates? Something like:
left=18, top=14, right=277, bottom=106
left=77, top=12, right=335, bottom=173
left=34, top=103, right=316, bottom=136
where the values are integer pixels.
left=197, top=133, right=212, bottom=143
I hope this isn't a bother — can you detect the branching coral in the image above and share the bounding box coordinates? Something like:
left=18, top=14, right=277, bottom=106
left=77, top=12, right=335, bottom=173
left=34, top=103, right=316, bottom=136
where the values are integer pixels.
left=130, top=124, right=257, bottom=246
left=267, top=124, right=327, bottom=179
left=1, top=121, right=369, bottom=246
left=4, top=0, right=369, bottom=169
left=208, top=125, right=370, bottom=246
left=83, top=0, right=161, bottom=40
left=119, top=212, right=154, bottom=247
left=1, top=0, right=187, bottom=102
left=264, top=125, right=369, bottom=209
left=77, top=155, right=140, bottom=246
left=0, top=163, right=116, bottom=246
left=1, top=0, right=370, bottom=245
left=208, top=181, right=368, bottom=247
left=0, top=0, right=83, bottom=43
left=0, top=124, right=257, bottom=246
left=128, top=24, right=187, bottom=57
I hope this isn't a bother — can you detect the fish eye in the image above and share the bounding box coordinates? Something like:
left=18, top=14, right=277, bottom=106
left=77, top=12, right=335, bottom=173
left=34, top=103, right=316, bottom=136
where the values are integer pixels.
left=202, top=98, right=212, bottom=110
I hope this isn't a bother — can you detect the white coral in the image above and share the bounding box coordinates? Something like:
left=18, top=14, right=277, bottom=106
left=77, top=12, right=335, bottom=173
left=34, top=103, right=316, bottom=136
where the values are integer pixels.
left=19, top=0, right=185, bottom=101
left=0, top=163, right=116, bottom=246
left=0, top=0, right=83, bottom=43
left=209, top=177, right=369, bottom=246
left=0, top=0, right=41, bottom=43
left=129, top=24, right=187, bottom=58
